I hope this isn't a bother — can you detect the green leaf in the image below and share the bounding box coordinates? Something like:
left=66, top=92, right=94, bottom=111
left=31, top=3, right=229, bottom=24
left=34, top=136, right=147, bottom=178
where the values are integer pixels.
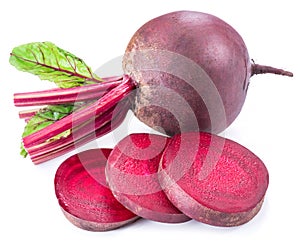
left=21, top=104, right=76, bottom=157
left=9, top=42, right=103, bottom=88
left=20, top=144, right=28, bottom=158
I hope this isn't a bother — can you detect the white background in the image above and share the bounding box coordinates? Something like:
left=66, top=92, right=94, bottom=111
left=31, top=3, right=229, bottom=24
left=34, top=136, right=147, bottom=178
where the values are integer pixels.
left=1, top=0, right=299, bottom=242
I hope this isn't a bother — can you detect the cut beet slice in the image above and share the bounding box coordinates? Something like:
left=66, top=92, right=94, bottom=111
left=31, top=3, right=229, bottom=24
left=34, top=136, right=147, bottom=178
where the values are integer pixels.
left=54, top=149, right=139, bottom=231
left=105, top=133, right=190, bottom=223
left=159, top=132, right=269, bottom=227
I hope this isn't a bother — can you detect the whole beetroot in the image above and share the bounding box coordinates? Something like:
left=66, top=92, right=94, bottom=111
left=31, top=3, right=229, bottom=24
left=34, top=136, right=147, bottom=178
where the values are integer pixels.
left=123, top=10, right=292, bottom=134
left=12, top=11, right=293, bottom=164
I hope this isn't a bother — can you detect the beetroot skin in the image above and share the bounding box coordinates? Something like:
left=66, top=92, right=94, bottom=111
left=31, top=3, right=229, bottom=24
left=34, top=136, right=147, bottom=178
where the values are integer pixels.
left=54, top=149, right=139, bottom=231
left=123, top=10, right=292, bottom=135
left=158, top=132, right=269, bottom=227
left=105, top=133, right=190, bottom=223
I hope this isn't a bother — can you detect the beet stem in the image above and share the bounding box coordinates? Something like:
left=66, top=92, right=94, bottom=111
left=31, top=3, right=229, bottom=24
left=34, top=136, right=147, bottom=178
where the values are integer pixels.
left=28, top=101, right=129, bottom=164
left=18, top=108, right=40, bottom=120
left=22, top=75, right=134, bottom=148
left=14, top=76, right=123, bottom=107
left=28, top=105, right=117, bottom=154
left=251, top=63, right=293, bottom=77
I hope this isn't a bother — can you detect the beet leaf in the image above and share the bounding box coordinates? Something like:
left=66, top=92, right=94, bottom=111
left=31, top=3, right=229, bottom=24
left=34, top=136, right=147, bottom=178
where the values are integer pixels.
left=9, top=42, right=103, bottom=88
left=20, top=104, right=82, bottom=157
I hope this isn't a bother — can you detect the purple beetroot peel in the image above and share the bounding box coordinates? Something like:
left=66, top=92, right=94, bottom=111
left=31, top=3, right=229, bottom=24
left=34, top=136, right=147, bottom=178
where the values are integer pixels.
left=105, top=133, right=191, bottom=223
left=54, top=148, right=139, bottom=231
left=158, top=132, right=269, bottom=227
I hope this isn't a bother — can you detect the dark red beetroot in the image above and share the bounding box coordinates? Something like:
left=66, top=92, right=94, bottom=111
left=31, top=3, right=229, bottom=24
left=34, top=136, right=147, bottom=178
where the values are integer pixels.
left=105, top=133, right=190, bottom=223
left=123, top=10, right=293, bottom=134
left=54, top=149, right=139, bottom=231
left=158, top=132, right=269, bottom=227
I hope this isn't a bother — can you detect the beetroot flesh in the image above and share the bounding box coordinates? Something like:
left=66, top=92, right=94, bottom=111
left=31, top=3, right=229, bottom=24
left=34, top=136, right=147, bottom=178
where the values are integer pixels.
left=158, top=132, right=269, bottom=227
left=123, top=10, right=293, bottom=135
left=105, top=133, right=190, bottom=223
left=54, top=148, right=139, bottom=231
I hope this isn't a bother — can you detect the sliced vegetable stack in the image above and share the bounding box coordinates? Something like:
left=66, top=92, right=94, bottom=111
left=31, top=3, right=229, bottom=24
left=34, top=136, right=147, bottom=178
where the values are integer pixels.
left=54, top=132, right=269, bottom=230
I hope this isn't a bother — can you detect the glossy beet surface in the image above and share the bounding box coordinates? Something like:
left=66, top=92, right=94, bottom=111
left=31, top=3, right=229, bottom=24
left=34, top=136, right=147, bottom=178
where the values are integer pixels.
left=159, top=132, right=269, bottom=226
left=123, top=11, right=292, bottom=135
left=54, top=149, right=139, bottom=231
left=106, top=133, right=190, bottom=223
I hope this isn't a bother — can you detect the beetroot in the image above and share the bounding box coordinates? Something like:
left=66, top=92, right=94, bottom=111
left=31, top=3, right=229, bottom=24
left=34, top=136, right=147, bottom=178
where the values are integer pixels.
left=123, top=10, right=292, bottom=134
left=105, top=133, right=190, bottom=223
left=12, top=10, right=293, bottom=164
left=158, top=132, right=269, bottom=227
left=54, top=148, right=139, bottom=231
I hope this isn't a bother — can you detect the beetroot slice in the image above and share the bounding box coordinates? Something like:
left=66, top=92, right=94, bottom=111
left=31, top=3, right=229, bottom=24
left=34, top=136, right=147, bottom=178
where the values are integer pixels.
left=54, top=149, right=139, bottom=231
left=159, top=132, right=269, bottom=227
left=105, top=133, right=190, bottom=223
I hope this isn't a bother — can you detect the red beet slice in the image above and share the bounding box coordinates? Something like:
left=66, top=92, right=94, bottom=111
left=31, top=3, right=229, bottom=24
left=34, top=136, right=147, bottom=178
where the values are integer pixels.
left=54, top=149, right=139, bottom=231
left=159, top=132, right=269, bottom=227
left=105, top=133, right=190, bottom=223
